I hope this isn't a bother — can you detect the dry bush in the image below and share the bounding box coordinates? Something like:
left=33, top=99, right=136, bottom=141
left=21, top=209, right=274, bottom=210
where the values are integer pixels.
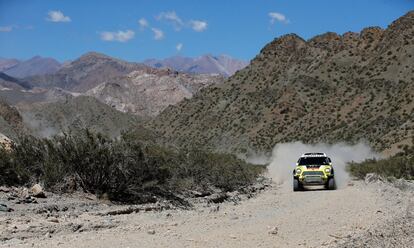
left=347, top=143, right=414, bottom=180
left=0, top=129, right=264, bottom=203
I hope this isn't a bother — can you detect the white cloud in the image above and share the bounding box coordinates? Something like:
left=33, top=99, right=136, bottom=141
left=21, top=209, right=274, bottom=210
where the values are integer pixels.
left=156, top=11, right=209, bottom=33
left=190, top=20, right=207, bottom=32
left=47, top=10, right=71, bottom=22
left=176, top=43, right=183, bottom=52
left=156, top=11, right=184, bottom=30
left=151, top=28, right=164, bottom=40
left=0, top=26, right=13, bottom=32
left=138, top=18, right=149, bottom=29
left=269, top=12, right=288, bottom=24
left=100, top=30, right=135, bottom=42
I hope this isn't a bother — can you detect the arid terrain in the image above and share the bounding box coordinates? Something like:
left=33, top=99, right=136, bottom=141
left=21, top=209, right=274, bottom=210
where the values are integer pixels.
left=1, top=175, right=413, bottom=248
left=0, top=5, right=413, bottom=248
left=150, top=11, right=414, bottom=154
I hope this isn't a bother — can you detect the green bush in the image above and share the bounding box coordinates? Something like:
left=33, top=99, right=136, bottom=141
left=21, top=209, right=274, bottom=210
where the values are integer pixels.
left=347, top=145, right=414, bottom=180
left=0, top=129, right=264, bottom=203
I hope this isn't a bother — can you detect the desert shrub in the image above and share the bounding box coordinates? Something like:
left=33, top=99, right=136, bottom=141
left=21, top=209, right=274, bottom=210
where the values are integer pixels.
left=0, top=129, right=264, bottom=203
left=347, top=144, right=414, bottom=180
left=0, top=148, right=20, bottom=186
left=169, top=149, right=262, bottom=192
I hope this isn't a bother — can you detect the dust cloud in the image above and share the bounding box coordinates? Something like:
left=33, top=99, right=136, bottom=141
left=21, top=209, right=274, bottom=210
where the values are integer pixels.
left=267, top=142, right=380, bottom=188
left=21, top=112, right=59, bottom=138
left=238, top=151, right=271, bottom=165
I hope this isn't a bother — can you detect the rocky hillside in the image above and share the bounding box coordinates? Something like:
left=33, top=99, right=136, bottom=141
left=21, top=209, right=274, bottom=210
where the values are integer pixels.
left=20, top=96, right=140, bottom=138
left=3, top=56, right=61, bottom=78
left=86, top=69, right=224, bottom=118
left=26, top=52, right=148, bottom=92
left=0, top=73, right=74, bottom=106
left=0, top=99, right=26, bottom=139
left=149, top=11, right=414, bottom=154
left=0, top=73, right=32, bottom=90
left=144, top=55, right=248, bottom=77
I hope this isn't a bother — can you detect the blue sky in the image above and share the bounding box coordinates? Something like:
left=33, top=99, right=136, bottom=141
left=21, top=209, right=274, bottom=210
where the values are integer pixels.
left=0, top=0, right=413, bottom=62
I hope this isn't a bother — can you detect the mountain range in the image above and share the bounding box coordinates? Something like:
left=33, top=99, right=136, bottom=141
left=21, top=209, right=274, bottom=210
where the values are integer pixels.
left=149, top=11, right=414, bottom=155
left=0, top=56, right=61, bottom=78
left=26, top=52, right=147, bottom=92
left=0, top=54, right=245, bottom=80
left=0, top=52, right=225, bottom=133
left=144, top=55, right=248, bottom=77
left=21, top=52, right=224, bottom=118
left=1, top=12, right=413, bottom=157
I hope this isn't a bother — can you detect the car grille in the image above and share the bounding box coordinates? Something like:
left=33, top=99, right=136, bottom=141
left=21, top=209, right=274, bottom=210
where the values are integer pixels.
left=303, top=171, right=324, bottom=183
left=303, top=171, right=324, bottom=176
left=304, top=176, right=323, bottom=183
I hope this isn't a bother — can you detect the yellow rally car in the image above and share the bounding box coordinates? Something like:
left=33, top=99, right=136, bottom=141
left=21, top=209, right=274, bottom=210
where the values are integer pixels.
left=293, top=153, right=335, bottom=191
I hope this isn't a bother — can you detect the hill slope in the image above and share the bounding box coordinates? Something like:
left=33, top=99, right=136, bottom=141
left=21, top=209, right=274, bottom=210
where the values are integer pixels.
left=0, top=99, right=26, bottom=139
left=0, top=72, right=32, bottom=90
left=21, top=96, right=140, bottom=138
left=144, top=55, right=248, bottom=77
left=86, top=69, right=224, bottom=118
left=149, top=11, right=414, bottom=154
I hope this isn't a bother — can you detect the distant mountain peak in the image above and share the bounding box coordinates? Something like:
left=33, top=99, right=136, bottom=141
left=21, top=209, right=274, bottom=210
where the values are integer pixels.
left=144, top=54, right=248, bottom=77
left=80, top=51, right=112, bottom=59
left=1, top=56, right=61, bottom=78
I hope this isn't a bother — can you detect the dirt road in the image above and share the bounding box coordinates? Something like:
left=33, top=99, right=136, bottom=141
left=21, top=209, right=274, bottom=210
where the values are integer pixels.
left=2, top=178, right=412, bottom=248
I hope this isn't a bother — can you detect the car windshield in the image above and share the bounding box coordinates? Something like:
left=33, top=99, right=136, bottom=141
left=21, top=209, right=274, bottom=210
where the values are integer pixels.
left=298, top=157, right=329, bottom=165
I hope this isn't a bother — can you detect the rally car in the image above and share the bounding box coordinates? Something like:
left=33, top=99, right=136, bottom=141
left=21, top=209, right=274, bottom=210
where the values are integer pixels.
left=293, top=153, right=335, bottom=191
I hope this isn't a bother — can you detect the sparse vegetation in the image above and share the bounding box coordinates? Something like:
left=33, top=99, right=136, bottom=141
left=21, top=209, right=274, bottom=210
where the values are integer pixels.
left=347, top=142, right=414, bottom=180
left=149, top=14, right=414, bottom=154
left=0, top=129, right=264, bottom=204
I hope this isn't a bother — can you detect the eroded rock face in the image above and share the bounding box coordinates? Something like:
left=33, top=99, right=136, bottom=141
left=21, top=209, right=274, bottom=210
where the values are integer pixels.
left=86, top=70, right=224, bottom=118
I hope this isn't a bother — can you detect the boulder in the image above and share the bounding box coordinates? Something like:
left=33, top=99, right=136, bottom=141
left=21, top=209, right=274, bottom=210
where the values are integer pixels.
left=0, top=203, right=13, bottom=212
left=30, top=184, right=46, bottom=198
left=268, top=226, right=279, bottom=235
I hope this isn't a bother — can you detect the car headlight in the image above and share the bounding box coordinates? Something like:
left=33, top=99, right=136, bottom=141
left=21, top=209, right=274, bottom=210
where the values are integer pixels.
left=325, top=168, right=331, bottom=173
left=296, top=169, right=301, bottom=174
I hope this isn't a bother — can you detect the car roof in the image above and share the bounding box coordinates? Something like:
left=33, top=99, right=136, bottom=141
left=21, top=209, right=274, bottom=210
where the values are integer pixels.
left=300, top=152, right=327, bottom=157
